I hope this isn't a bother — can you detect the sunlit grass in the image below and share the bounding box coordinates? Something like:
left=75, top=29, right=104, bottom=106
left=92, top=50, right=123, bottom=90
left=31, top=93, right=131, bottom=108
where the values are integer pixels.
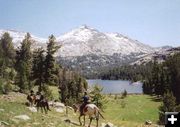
left=0, top=87, right=161, bottom=127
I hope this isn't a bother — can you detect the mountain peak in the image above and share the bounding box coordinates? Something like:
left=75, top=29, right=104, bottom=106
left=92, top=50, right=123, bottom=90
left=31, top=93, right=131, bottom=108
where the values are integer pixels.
left=77, top=25, right=98, bottom=31
left=79, top=24, right=89, bottom=29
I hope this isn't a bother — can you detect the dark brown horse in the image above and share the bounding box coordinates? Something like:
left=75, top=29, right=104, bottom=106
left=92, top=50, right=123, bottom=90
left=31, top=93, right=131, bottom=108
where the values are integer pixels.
left=35, top=94, right=50, bottom=114
left=73, top=103, right=105, bottom=127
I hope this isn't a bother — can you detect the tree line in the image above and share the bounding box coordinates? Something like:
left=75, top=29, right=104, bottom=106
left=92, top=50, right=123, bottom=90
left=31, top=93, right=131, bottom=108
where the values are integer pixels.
left=99, top=52, right=180, bottom=124
left=0, top=32, right=87, bottom=105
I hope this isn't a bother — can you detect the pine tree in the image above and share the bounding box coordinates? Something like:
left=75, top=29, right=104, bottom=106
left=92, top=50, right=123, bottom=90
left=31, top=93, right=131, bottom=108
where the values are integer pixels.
left=0, top=32, right=15, bottom=78
left=44, top=35, right=60, bottom=86
left=0, top=32, right=16, bottom=94
left=90, top=85, right=107, bottom=110
left=59, top=68, right=68, bottom=103
left=159, top=91, right=176, bottom=124
left=32, top=48, right=45, bottom=91
left=166, top=53, right=180, bottom=104
left=15, top=33, right=32, bottom=92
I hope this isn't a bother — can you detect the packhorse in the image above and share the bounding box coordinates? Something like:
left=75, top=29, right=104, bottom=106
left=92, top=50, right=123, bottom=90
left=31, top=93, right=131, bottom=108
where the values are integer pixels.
left=73, top=103, right=105, bottom=127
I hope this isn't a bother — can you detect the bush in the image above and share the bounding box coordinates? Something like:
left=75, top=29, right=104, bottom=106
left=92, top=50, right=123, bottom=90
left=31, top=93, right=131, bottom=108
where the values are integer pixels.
left=90, top=85, right=107, bottom=110
left=175, top=105, right=180, bottom=112
left=0, top=79, right=12, bottom=94
left=41, top=85, right=53, bottom=100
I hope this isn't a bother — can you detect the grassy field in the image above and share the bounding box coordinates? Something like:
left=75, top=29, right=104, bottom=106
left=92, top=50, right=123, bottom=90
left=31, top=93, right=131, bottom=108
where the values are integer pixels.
left=0, top=87, right=161, bottom=127
left=103, top=94, right=161, bottom=127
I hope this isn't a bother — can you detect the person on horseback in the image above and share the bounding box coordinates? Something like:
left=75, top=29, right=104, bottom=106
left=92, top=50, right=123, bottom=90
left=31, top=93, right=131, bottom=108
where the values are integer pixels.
left=30, top=90, right=34, bottom=96
left=80, top=91, right=90, bottom=115
left=35, top=91, right=43, bottom=104
left=35, top=91, right=51, bottom=113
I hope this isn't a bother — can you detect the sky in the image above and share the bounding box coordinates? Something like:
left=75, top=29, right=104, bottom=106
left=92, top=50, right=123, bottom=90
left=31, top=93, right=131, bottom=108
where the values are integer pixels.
left=0, top=0, right=180, bottom=47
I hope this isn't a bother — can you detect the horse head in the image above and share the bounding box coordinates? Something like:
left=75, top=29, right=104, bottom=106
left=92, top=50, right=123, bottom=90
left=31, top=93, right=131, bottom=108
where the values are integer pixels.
left=72, top=104, right=79, bottom=113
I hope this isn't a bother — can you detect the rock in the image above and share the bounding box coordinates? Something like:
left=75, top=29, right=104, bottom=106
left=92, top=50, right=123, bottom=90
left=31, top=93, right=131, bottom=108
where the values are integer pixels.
left=48, top=101, right=54, bottom=107
left=0, top=109, right=4, bottom=112
left=27, top=107, right=37, bottom=112
left=145, top=120, right=152, bottom=125
left=101, top=123, right=106, bottom=127
left=102, top=122, right=114, bottom=127
left=14, top=115, right=30, bottom=121
left=55, top=107, right=64, bottom=113
left=54, top=102, right=65, bottom=108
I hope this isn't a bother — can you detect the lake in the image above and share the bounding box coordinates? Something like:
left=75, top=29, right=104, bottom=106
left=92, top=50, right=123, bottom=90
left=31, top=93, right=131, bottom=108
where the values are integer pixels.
left=87, top=79, right=143, bottom=94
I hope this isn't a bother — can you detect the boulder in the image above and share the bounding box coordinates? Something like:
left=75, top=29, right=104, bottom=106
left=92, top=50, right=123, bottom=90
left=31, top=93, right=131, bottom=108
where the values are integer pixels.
left=101, top=122, right=114, bottom=127
left=145, top=120, right=152, bottom=125
left=55, top=107, right=64, bottom=113
left=14, top=115, right=30, bottom=121
left=27, top=107, right=37, bottom=112
left=54, top=102, right=65, bottom=108
left=48, top=101, right=54, bottom=107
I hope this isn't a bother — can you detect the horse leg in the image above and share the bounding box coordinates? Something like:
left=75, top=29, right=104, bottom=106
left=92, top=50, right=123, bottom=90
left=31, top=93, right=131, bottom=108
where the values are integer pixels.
left=46, top=102, right=51, bottom=111
left=79, top=115, right=82, bottom=126
left=96, top=117, right=99, bottom=127
left=44, top=102, right=48, bottom=114
left=83, top=115, right=85, bottom=126
left=40, top=103, right=43, bottom=113
left=44, top=105, right=47, bottom=114
left=88, top=117, right=93, bottom=127
left=36, top=102, right=39, bottom=112
left=96, top=113, right=99, bottom=127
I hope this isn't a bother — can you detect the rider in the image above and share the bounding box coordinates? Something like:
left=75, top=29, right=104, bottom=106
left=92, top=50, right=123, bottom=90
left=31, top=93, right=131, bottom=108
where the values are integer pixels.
left=35, top=91, right=51, bottom=111
left=35, top=91, right=43, bottom=105
left=30, top=90, right=35, bottom=96
left=80, top=91, right=90, bottom=115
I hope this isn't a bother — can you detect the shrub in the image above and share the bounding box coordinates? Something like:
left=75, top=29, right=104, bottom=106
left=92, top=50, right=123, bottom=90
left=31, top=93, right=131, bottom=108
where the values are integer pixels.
left=41, top=85, right=53, bottom=100
left=0, top=79, right=12, bottom=94
left=90, top=85, right=107, bottom=110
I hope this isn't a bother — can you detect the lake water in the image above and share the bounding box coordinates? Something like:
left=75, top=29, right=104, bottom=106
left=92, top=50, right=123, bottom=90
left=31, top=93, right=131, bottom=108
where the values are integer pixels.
left=87, top=79, right=143, bottom=94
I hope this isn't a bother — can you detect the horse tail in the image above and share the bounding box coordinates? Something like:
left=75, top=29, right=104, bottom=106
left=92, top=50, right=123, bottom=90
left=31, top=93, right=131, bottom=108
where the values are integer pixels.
left=98, top=110, right=105, bottom=120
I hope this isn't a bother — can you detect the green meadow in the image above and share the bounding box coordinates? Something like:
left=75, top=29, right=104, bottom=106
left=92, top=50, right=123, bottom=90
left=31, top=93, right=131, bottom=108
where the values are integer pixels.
left=0, top=87, right=161, bottom=127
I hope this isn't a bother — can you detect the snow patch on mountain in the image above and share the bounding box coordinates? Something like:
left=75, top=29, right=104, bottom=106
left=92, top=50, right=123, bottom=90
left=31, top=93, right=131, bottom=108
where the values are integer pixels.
left=56, top=25, right=155, bottom=57
left=0, top=29, right=47, bottom=48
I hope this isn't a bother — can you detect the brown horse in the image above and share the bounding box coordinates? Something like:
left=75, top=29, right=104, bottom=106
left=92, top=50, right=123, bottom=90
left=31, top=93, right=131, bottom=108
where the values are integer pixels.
left=73, top=103, right=105, bottom=127
left=27, top=94, right=36, bottom=107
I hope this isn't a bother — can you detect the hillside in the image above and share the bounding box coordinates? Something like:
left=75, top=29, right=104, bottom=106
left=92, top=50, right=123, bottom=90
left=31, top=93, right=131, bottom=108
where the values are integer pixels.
left=0, top=90, right=161, bottom=127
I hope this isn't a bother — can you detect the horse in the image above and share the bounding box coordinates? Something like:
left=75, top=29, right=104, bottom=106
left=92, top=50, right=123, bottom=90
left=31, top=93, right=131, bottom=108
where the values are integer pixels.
left=27, top=94, right=36, bottom=107
left=35, top=94, right=51, bottom=114
left=72, top=103, right=105, bottom=127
